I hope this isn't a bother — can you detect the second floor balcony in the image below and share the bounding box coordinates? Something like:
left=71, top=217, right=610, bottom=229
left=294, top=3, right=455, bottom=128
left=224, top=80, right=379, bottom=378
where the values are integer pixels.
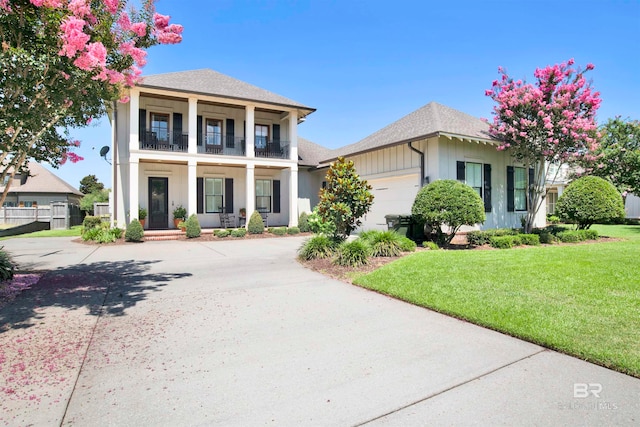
left=139, top=131, right=290, bottom=159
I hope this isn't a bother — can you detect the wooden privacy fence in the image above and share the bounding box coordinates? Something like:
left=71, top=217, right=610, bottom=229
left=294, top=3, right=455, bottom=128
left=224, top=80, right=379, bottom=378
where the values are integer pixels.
left=0, top=202, right=82, bottom=230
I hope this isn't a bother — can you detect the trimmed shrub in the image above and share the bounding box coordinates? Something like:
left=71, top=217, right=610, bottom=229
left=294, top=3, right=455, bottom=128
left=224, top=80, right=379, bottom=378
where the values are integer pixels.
left=423, top=241, right=439, bottom=250
left=519, top=234, right=540, bottom=246
left=287, top=226, right=300, bottom=235
left=215, top=229, right=230, bottom=238
left=298, top=234, right=336, bottom=260
left=185, top=214, right=201, bottom=238
left=266, top=227, right=275, bottom=233
left=555, top=176, right=625, bottom=229
left=368, top=230, right=403, bottom=257
left=412, top=179, right=485, bottom=246
left=489, top=235, right=522, bottom=249
left=467, top=229, right=519, bottom=246
left=334, top=239, right=370, bottom=267
left=231, top=228, right=247, bottom=238
left=557, top=230, right=584, bottom=243
left=547, top=215, right=561, bottom=224
left=298, top=212, right=310, bottom=232
left=125, top=219, right=144, bottom=242
left=398, top=236, right=417, bottom=252
left=0, top=250, right=14, bottom=281
left=271, top=227, right=286, bottom=236
left=248, top=210, right=265, bottom=234
left=584, top=229, right=599, bottom=240
left=538, top=231, right=555, bottom=244
left=82, top=215, right=102, bottom=231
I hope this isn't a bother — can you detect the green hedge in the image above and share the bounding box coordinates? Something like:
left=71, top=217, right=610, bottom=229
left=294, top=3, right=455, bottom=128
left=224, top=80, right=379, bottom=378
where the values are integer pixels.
left=489, top=235, right=522, bottom=249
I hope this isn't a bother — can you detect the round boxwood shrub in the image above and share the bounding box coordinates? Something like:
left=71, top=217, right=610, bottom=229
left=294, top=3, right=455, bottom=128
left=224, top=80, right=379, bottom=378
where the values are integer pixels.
left=231, top=228, right=247, bottom=238
left=185, top=214, right=201, bottom=238
left=287, top=226, right=300, bottom=235
left=412, top=179, right=485, bottom=246
left=272, top=227, right=287, bottom=236
left=247, top=210, right=265, bottom=234
left=215, top=229, right=230, bottom=238
left=555, top=176, right=625, bottom=229
left=125, top=219, right=144, bottom=242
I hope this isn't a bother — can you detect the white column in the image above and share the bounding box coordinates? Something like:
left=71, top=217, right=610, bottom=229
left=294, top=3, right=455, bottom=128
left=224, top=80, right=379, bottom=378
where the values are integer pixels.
left=129, top=160, right=139, bottom=223
left=245, top=105, right=255, bottom=158
left=288, top=110, right=298, bottom=162
left=188, top=160, right=197, bottom=217
left=245, top=163, right=255, bottom=227
left=129, top=89, right=140, bottom=153
left=289, top=166, right=298, bottom=227
left=188, top=97, right=198, bottom=154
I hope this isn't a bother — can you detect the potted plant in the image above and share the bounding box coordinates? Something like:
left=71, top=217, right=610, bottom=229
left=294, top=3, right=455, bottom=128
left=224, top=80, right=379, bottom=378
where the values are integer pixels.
left=177, top=220, right=186, bottom=232
left=173, top=205, right=187, bottom=228
left=239, top=208, right=246, bottom=218
left=138, top=207, right=147, bottom=228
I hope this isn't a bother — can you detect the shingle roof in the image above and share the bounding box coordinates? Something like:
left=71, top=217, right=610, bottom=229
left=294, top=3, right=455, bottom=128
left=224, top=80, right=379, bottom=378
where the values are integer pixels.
left=327, top=101, right=498, bottom=160
left=0, top=162, right=82, bottom=196
left=298, top=137, right=333, bottom=167
left=140, top=69, right=315, bottom=114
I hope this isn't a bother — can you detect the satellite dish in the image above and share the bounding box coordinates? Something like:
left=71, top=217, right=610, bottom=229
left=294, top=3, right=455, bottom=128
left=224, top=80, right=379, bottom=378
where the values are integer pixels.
left=99, top=145, right=112, bottom=165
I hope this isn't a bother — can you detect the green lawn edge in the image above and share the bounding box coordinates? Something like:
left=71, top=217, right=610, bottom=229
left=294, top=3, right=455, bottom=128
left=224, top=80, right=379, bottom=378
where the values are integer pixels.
left=354, top=224, right=640, bottom=378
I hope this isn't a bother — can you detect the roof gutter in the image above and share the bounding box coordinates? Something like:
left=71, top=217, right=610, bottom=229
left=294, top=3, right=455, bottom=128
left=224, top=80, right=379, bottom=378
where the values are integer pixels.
left=407, top=141, right=426, bottom=187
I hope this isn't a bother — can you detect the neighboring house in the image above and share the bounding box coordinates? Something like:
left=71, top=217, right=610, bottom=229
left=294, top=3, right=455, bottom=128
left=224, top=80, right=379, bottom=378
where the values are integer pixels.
left=112, top=69, right=315, bottom=229
left=0, top=161, right=83, bottom=207
left=297, top=137, right=332, bottom=213
left=545, top=162, right=574, bottom=215
left=321, top=102, right=546, bottom=231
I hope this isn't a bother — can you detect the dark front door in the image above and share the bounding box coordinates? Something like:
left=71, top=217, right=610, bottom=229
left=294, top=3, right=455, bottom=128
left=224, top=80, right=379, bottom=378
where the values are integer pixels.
left=148, top=177, right=168, bottom=229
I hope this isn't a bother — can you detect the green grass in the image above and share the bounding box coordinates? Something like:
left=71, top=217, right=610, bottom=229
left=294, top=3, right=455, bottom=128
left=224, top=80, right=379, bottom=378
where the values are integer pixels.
left=354, top=224, right=640, bottom=377
left=0, top=226, right=82, bottom=239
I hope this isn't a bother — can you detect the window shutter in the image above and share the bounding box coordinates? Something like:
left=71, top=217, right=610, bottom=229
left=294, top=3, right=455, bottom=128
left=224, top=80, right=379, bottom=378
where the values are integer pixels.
left=225, top=178, right=234, bottom=214
left=456, top=161, right=466, bottom=182
left=197, top=178, right=203, bottom=214
left=528, top=167, right=535, bottom=210
left=507, top=166, right=515, bottom=212
left=197, top=115, right=203, bottom=146
left=138, top=108, right=146, bottom=143
left=173, top=113, right=182, bottom=134
left=273, top=180, right=281, bottom=213
left=483, top=163, right=492, bottom=213
left=226, top=118, right=235, bottom=148
left=273, top=124, right=281, bottom=151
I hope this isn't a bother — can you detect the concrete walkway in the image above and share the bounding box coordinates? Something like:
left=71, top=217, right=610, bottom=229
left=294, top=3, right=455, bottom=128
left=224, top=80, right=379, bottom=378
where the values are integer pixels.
left=0, top=236, right=638, bottom=426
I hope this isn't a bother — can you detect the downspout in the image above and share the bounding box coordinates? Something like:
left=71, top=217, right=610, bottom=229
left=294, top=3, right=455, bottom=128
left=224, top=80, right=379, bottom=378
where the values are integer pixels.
left=408, top=141, right=425, bottom=187
left=111, top=101, right=118, bottom=227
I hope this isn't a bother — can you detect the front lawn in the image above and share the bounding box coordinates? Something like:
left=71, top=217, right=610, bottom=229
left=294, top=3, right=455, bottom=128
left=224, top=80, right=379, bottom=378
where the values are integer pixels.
left=0, top=226, right=82, bottom=240
left=354, top=224, right=640, bottom=377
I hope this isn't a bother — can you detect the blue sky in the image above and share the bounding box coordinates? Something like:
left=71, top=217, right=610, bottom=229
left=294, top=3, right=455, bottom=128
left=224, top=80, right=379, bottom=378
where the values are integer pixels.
left=49, top=0, right=640, bottom=190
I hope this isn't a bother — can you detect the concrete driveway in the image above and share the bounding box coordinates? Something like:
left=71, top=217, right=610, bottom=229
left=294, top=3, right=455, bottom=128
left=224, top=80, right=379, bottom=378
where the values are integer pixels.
left=1, top=236, right=638, bottom=426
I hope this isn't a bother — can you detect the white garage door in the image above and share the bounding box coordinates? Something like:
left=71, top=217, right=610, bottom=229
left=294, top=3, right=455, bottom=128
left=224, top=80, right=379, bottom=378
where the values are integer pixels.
left=360, top=174, right=420, bottom=231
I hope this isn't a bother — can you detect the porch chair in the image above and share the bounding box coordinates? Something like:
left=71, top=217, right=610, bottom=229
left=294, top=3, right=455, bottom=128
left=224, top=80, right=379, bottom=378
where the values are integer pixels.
left=219, top=212, right=236, bottom=229
left=257, top=208, right=269, bottom=227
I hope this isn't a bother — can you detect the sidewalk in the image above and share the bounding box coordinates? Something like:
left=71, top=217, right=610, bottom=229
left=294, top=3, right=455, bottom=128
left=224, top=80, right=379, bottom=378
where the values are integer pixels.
left=1, top=237, right=638, bottom=426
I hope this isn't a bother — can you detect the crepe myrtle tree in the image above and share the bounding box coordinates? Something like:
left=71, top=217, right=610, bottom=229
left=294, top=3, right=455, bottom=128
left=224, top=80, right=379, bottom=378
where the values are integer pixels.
left=485, top=59, right=601, bottom=233
left=0, top=0, right=182, bottom=207
left=317, top=157, right=374, bottom=242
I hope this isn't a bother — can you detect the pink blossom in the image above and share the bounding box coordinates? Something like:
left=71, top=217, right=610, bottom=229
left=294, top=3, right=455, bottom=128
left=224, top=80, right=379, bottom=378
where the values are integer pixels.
left=484, top=90, right=493, bottom=96
left=0, top=0, right=12, bottom=12
left=153, top=13, right=170, bottom=30
left=59, top=17, right=89, bottom=58
left=118, top=95, right=130, bottom=103
left=130, top=22, right=147, bottom=37
left=104, top=0, right=120, bottom=14
left=586, top=63, right=594, bottom=70
left=68, top=0, right=91, bottom=18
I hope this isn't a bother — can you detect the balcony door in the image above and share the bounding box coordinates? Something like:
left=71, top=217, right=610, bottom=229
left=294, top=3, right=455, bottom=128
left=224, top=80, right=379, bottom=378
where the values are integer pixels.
left=148, top=177, right=168, bottom=229
left=205, top=119, right=222, bottom=153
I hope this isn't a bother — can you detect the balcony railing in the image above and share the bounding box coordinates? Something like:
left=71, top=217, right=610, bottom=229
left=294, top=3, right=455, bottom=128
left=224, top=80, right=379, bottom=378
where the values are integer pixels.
left=198, top=136, right=290, bottom=159
left=140, top=130, right=188, bottom=152
left=140, top=132, right=290, bottom=159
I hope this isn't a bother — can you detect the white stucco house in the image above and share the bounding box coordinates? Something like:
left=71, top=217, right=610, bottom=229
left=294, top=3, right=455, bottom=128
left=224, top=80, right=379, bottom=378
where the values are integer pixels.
left=112, top=69, right=545, bottom=231
left=111, top=69, right=315, bottom=229
left=320, top=102, right=546, bottom=231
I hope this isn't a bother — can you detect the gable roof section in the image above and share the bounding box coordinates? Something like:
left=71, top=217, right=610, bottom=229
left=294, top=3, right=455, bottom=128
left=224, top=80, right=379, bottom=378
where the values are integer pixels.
left=298, top=137, right=333, bottom=167
left=326, top=101, right=498, bottom=161
left=0, top=162, right=82, bottom=196
left=140, top=69, right=315, bottom=116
